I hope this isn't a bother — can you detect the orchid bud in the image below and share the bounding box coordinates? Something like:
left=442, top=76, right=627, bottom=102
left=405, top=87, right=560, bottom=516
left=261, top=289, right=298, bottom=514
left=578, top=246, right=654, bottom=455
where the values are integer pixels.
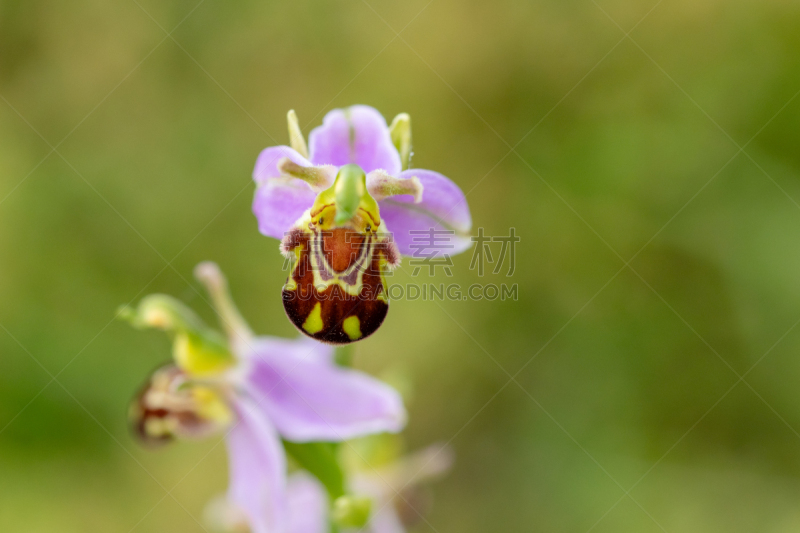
left=332, top=495, right=373, bottom=529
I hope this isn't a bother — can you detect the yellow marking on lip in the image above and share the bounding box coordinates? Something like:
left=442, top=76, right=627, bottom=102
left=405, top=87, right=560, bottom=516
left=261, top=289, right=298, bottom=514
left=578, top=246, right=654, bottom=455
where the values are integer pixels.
left=342, top=315, right=362, bottom=341
left=302, top=303, right=324, bottom=334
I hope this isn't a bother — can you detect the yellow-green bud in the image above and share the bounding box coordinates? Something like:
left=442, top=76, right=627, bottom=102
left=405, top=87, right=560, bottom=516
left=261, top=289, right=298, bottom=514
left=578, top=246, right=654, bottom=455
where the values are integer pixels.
left=332, top=495, right=373, bottom=529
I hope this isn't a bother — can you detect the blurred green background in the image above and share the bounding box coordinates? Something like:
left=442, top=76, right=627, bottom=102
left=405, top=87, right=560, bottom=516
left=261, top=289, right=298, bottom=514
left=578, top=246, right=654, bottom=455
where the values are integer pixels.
left=3, top=0, right=800, bottom=531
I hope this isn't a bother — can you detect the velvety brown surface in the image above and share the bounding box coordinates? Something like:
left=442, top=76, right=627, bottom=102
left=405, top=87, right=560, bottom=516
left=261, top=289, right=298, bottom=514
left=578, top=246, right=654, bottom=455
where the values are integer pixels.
left=283, top=228, right=389, bottom=344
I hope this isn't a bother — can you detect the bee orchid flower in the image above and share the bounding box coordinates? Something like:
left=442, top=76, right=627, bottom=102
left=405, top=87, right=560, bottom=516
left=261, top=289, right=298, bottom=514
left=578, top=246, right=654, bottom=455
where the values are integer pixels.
left=252, top=105, right=472, bottom=344
left=122, top=262, right=406, bottom=533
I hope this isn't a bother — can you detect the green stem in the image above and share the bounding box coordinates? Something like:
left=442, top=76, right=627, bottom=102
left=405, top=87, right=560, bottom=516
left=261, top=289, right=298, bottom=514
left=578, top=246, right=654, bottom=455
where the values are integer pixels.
left=335, top=344, right=355, bottom=367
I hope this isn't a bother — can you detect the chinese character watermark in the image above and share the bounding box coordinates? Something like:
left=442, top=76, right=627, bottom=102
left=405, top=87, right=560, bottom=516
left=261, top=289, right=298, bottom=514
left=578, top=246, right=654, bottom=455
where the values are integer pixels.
left=469, top=227, right=519, bottom=276
left=408, top=228, right=455, bottom=276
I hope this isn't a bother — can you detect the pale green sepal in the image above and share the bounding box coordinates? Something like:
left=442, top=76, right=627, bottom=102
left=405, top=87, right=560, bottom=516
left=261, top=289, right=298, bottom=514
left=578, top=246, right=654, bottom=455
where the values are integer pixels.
left=173, top=331, right=234, bottom=377
left=287, top=109, right=309, bottom=159
left=332, top=495, right=372, bottom=529
left=194, top=262, right=254, bottom=351
left=334, top=164, right=368, bottom=225
left=118, top=294, right=206, bottom=333
left=118, top=294, right=234, bottom=377
left=389, top=112, right=412, bottom=170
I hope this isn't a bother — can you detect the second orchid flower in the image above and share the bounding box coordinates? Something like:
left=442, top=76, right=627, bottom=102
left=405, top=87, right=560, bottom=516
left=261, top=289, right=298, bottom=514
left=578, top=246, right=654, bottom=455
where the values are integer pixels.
left=123, top=262, right=405, bottom=533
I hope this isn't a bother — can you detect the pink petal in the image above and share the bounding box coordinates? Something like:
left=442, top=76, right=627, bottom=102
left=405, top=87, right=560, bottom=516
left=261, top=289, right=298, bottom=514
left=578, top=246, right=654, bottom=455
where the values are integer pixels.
left=286, top=473, right=329, bottom=533
left=350, top=476, right=405, bottom=533
left=226, top=397, right=288, bottom=533
left=253, top=145, right=313, bottom=186
left=242, top=337, right=406, bottom=442
left=377, top=169, right=472, bottom=257
left=308, top=106, right=401, bottom=175
left=252, top=146, right=317, bottom=239
left=368, top=508, right=406, bottom=533
left=241, top=335, right=335, bottom=366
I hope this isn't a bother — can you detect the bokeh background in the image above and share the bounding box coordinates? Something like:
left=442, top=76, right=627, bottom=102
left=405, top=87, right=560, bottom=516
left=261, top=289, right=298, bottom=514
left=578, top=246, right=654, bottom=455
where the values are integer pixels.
left=3, top=0, right=800, bottom=531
